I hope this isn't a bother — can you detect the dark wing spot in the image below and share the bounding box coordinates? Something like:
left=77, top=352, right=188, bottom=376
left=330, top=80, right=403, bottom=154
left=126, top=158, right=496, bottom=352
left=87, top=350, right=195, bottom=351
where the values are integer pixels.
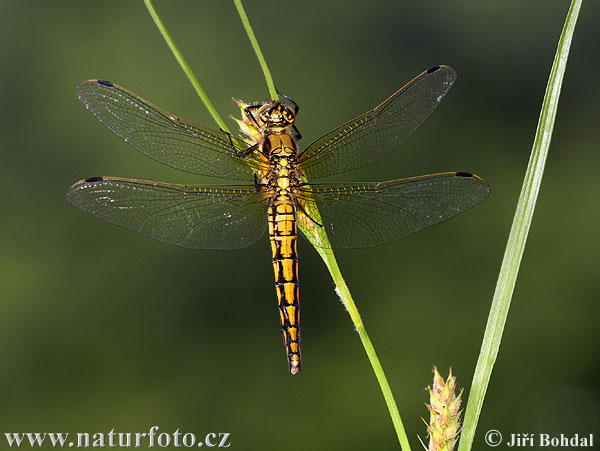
left=97, top=80, right=113, bottom=87
left=455, top=172, right=474, bottom=178
left=426, top=66, right=441, bottom=74
left=84, top=176, right=104, bottom=182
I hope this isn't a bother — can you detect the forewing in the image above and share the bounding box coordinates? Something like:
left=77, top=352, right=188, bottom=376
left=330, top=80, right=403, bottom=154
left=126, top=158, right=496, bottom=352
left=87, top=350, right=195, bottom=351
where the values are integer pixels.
left=298, top=66, right=456, bottom=179
left=67, top=177, right=268, bottom=250
left=299, top=172, right=489, bottom=248
left=77, top=80, right=260, bottom=180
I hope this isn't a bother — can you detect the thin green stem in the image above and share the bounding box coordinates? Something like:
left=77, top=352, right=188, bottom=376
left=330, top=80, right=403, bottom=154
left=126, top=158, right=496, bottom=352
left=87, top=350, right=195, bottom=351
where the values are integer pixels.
left=143, top=0, right=230, bottom=133
left=314, top=246, right=411, bottom=451
left=233, top=0, right=278, bottom=100
left=227, top=5, right=407, bottom=444
left=144, top=1, right=407, bottom=447
left=458, top=1, right=582, bottom=450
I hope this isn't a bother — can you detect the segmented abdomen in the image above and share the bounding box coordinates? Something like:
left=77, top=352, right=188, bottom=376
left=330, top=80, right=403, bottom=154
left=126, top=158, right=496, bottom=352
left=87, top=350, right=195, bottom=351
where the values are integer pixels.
left=268, top=195, right=301, bottom=375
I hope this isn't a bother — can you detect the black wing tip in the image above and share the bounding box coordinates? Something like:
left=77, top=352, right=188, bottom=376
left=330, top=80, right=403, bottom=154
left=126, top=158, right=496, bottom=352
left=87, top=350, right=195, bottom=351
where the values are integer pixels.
left=67, top=176, right=105, bottom=194
left=425, top=65, right=457, bottom=80
left=84, top=176, right=104, bottom=183
left=76, top=79, right=114, bottom=99
left=454, top=172, right=492, bottom=196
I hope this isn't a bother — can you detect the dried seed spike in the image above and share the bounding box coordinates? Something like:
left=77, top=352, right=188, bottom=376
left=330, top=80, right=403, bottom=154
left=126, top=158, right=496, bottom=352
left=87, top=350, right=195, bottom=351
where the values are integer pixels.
left=423, top=366, right=463, bottom=451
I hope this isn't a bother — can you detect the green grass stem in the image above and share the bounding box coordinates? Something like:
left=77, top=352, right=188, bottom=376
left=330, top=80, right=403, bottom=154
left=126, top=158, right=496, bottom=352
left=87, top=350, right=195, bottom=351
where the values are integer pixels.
left=143, top=0, right=230, bottom=133
left=233, top=0, right=278, bottom=100
left=231, top=4, right=409, bottom=447
left=313, top=246, right=412, bottom=450
left=458, top=1, right=582, bottom=449
left=145, top=1, right=415, bottom=448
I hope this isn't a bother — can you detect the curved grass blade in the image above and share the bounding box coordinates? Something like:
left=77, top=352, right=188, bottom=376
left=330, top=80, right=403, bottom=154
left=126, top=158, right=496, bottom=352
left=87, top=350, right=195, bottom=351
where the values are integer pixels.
left=458, top=1, right=583, bottom=449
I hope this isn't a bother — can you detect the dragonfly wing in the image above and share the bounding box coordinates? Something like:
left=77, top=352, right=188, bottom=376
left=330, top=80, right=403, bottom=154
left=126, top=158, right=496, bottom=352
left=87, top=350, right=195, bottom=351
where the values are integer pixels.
left=298, top=66, right=456, bottom=179
left=67, top=177, right=268, bottom=250
left=77, top=80, right=260, bottom=180
left=298, top=172, right=489, bottom=248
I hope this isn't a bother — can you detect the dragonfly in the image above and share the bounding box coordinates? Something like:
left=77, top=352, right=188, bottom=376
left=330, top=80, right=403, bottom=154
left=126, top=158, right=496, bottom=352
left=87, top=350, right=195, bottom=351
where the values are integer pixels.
left=67, top=65, right=489, bottom=375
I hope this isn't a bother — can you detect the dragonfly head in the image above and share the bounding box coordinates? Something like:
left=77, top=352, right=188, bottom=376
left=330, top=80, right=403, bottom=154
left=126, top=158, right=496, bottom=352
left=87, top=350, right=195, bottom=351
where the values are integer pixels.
left=256, top=101, right=295, bottom=131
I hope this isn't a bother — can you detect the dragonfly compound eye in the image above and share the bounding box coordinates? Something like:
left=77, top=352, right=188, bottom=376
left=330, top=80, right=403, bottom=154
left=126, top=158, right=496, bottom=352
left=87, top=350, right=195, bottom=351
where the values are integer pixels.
left=281, top=107, right=295, bottom=124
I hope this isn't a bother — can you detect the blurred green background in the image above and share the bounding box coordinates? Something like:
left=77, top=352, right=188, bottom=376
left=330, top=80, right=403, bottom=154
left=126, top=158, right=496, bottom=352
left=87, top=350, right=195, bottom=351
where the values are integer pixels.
left=1, top=1, right=599, bottom=449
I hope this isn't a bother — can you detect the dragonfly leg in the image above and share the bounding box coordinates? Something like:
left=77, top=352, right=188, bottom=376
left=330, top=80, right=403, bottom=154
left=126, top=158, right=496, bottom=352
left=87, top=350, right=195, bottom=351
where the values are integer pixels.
left=220, top=128, right=238, bottom=150
left=291, top=124, right=302, bottom=141
left=276, top=89, right=302, bottom=140
left=276, top=89, right=300, bottom=115
left=297, top=200, right=323, bottom=228
left=236, top=142, right=259, bottom=158
left=244, top=104, right=262, bottom=129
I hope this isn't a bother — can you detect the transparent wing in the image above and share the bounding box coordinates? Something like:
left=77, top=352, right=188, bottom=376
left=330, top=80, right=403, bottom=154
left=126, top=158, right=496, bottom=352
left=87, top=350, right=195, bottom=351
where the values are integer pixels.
left=298, top=66, right=456, bottom=179
left=66, top=176, right=268, bottom=250
left=298, top=172, right=489, bottom=248
left=77, top=80, right=261, bottom=180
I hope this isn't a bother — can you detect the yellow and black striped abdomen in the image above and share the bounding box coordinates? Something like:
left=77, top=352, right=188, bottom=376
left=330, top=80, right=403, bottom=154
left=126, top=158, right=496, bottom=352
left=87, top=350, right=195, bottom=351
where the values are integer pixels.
left=268, top=195, right=301, bottom=375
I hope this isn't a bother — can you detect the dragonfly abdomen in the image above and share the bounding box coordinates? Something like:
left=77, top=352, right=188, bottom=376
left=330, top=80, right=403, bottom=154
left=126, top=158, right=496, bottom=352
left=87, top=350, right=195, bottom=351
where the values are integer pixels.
left=268, top=194, right=301, bottom=375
